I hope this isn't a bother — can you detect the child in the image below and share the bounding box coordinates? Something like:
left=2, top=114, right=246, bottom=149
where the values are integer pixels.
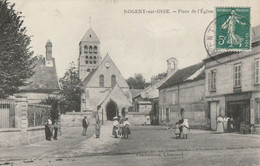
left=95, top=119, right=101, bottom=138
left=182, top=119, right=190, bottom=139
left=118, top=120, right=124, bottom=139
left=123, top=118, right=131, bottom=139
left=175, top=124, right=181, bottom=138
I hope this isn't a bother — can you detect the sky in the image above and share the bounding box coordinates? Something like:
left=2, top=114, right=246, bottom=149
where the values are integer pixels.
left=11, top=0, right=260, bottom=81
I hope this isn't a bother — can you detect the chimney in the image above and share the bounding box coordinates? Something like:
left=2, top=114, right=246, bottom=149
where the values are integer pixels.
left=45, top=40, right=52, bottom=61
left=167, top=57, right=178, bottom=77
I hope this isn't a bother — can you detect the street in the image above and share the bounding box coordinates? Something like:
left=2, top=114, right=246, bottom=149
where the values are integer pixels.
left=0, top=125, right=260, bottom=166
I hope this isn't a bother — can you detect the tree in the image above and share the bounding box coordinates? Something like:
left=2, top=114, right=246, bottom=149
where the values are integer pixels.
left=151, top=72, right=167, bottom=85
left=40, top=97, right=61, bottom=122
left=0, top=1, right=36, bottom=98
left=126, top=73, right=150, bottom=89
left=59, top=62, right=84, bottom=112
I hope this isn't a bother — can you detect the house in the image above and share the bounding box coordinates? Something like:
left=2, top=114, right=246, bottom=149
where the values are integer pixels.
left=79, top=27, right=132, bottom=123
left=130, top=58, right=178, bottom=125
left=158, top=62, right=207, bottom=128
left=19, top=40, right=60, bottom=103
left=203, top=25, right=260, bottom=133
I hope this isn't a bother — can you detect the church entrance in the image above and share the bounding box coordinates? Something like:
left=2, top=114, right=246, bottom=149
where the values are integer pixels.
left=106, top=100, right=118, bottom=121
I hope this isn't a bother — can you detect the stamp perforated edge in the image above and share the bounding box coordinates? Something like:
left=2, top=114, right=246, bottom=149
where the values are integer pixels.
left=214, top=6, right=252, bottom=52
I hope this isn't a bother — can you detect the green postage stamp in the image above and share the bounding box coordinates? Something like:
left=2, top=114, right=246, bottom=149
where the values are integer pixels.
left=216, top=7, right=251, bottom=51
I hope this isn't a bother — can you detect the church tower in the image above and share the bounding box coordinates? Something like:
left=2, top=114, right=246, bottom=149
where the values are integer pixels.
left=79, top=27, right=101, bottom=81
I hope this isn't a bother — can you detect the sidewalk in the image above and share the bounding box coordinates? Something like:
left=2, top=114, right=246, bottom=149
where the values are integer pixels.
left=0, top=126, right=95, bottom=161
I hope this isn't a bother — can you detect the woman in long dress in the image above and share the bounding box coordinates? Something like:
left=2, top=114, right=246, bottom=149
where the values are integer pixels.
left=112, top=117, right=119, bottom=138
left=216, top=115, right=224, bottom=133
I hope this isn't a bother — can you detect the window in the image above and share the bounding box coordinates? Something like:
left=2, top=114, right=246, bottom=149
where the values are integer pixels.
left=208, top=70, right=216, bottom=92
left=85, top=61, right=88, bottom=64
left=84, top=46, right=88, bottom=53
left=255, top=59, right=260, bottom=84
left=94, top=56, right=96, bottom=59
left=172, top=93, right=176, bottom=104
left=163, top=90, right=166, bottom=103
left=90, top=61, right=92, bottom=64
left=111, top=75, right=116, bottom=87
left=89, top=46, right=92, bottom=53
left=166, top=108, right=170, bottom=121
left=90, top=56, right=92, bottom=59
left=234, top=63, right=241, bottom=87
left=93, top=61, right=96, bottom=64
left=99, top=74, right=104, bottom=87
left=94, top=46, right=97, bottom=54
left=86, top=56, right=88, bottom=59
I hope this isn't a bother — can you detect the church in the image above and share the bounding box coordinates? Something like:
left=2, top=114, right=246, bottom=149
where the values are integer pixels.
left=78, top=27, right=132, bottom=122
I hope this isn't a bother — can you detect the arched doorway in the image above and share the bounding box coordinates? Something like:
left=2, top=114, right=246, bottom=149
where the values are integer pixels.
left=106, top=100, right=118, bottom=120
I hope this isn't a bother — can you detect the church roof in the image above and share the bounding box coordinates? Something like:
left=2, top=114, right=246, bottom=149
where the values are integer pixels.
left=82, top=68, right=97, bottom=86
left=81, top=28, right=100, bottom=43
left=20, top=57, right=60, bottom=93
left=158, top=62, right=205, bottom=90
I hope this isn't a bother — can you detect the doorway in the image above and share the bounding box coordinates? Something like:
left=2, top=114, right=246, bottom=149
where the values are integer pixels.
left=106, top=100, right=118, bottom=121
left=210, top=102, right=219, bottom=130
left=227, top=100, right=250, bottom=132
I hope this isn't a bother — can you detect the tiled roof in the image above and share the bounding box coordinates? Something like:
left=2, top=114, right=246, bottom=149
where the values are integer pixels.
left=129, top=89, right=143, bottom=98
left=158, top=62, right=205, bottom=89
left=82, top=69, right=97, bottom=86
left=21, top=57, right=60, bottom=92
left=81, top=28, right=100, bottom=43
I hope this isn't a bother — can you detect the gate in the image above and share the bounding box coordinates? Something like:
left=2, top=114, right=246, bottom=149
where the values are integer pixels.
left=0, top=100, right=16, bottom=128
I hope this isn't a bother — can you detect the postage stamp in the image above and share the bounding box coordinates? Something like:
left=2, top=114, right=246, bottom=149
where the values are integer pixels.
left=215, top=7, right=251, bottom=51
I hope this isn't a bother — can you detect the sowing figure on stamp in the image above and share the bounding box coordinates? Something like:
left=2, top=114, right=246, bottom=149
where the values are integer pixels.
left=221, top=10, right=246, bottom=47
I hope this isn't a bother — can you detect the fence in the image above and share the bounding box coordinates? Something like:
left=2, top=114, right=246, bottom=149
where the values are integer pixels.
left=27, top=104, right=51, bottom=127
left=0, top=99, right=16, bottom=128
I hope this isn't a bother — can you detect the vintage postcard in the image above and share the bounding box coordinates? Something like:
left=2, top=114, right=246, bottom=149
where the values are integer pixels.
left=0, top=0, right=259, bottom=165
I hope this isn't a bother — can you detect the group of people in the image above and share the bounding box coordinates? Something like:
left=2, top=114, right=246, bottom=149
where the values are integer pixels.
left=112, top=117, right=131, bottom=139
left=44, top=119, right=60, bottom=141
left=170, top=119, right=190, bottom=139
left=216, top=114, right=235, bottom=133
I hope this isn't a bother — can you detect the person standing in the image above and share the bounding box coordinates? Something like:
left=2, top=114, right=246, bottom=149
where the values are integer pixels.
left=216, top=114, right=224, bottom=133
left=53, top=119, right=59, bottom=140
left=112, top=117, right=119, bottom=138
left=95, top=119, right=101, bottom=138
left=82, top=116, right=89, bottom=136
left=182, top=119, right=190, bottom=139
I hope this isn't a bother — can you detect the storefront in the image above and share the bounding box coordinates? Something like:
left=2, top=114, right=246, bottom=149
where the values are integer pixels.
left=225, top=92, right=252, bottom=132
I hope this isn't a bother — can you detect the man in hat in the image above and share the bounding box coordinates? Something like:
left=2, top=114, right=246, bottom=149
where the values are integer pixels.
left=82, top=116, right=89, bottom=136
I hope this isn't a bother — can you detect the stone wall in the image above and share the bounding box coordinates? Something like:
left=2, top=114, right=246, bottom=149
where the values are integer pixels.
left=0, top=127, right=45, bottom=147
left=60, top=112, right=94, bottom=127
left=127, top=113, right=149, bottom=126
